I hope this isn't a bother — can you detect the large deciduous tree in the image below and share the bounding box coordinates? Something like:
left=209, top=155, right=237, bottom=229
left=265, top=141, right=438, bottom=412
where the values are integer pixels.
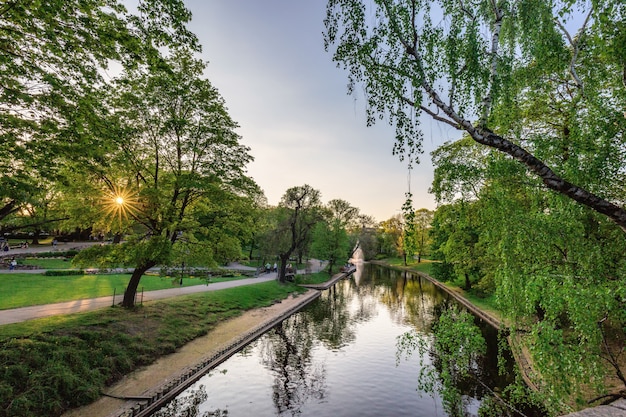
left=429, top=130, right=626, bottom=408
left=324, top=0, right=626, bottom=231
left=324, top=1, right=626, bottom=409
left=311, top=199, right=358, bottom=274
left=0, top=0, right=198, bottom=228
left=414, top=208, right=433, bottom=263
left=73, top=49, right=255, bottom=307
left=269, top=185, right=322, bottom=283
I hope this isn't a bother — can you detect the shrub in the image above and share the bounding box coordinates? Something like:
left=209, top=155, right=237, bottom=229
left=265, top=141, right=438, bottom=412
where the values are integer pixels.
left=33, top=250, right=79, bottom=258
left=44, top=270, right=85, bottom=276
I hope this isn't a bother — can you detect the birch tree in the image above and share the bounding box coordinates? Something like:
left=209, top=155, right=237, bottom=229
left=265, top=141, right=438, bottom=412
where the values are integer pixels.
left=324, top=0, right=626, bottom=231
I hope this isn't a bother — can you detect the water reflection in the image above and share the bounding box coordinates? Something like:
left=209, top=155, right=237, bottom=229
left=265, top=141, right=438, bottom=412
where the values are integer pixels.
left=260, top=321, right=326, bottom=414
left=155, top=263, right=541, bottom=417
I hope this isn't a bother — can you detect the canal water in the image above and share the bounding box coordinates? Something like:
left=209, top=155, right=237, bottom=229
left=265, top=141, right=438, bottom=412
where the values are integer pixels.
left=154, top=263, right=536, bottom=417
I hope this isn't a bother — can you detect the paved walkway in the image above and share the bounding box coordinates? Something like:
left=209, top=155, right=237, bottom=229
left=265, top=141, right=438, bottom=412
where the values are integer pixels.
left=0, top=273, right=278, bottom=325
left=0, top=241, right=101, bottom=258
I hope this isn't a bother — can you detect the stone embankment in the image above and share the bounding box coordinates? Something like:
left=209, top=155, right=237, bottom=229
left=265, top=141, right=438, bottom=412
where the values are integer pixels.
left=108, top=290, right=321, bottom=417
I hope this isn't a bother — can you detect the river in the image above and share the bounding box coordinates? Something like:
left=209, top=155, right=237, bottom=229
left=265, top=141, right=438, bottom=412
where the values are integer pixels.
left=153, top=263, right=543, bottom=417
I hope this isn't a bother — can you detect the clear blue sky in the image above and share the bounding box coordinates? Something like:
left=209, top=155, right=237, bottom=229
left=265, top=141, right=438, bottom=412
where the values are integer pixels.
left=185, top=1, right=460, bottom=221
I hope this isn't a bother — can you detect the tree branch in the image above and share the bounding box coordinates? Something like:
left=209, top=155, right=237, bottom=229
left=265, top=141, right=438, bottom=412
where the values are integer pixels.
left=553, top=6, right=592, bottom=91
left=480, top=1, right=504, bottom=126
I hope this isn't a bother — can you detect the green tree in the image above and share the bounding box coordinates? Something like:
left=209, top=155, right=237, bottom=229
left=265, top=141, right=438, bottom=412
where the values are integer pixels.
left=378, top=214, right=403, bottom=257
left=311, top=199, right=358, bottom=274
left=429, top=135, right=626, bottom=407
left=324, top=0, right=626, bottom=231
left=430, top=202, right=483, bottom=291
left=414, top=208, right=433, bottom=263
left=73, top=49, right=254, bottom=307
left=193, top=190, right=262, bottom=266
left=269, top=185, right=323, bottom=283
left=0, top=0, right=198, bottom=227
left=400, top=193, right=418, bottom=266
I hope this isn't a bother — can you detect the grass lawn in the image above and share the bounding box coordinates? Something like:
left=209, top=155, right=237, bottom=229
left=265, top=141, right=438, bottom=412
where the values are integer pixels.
left=379, top=256, right=435, bottom=274
left=0, top=273, right=243, bottom=310
left=0, top=281, right=307, bottom=417
left=296, top=271, right=331, bottom=285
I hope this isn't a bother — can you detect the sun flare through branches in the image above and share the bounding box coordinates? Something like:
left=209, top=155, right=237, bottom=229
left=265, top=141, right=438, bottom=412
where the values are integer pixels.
left=102, top=185, right=140, bottom=222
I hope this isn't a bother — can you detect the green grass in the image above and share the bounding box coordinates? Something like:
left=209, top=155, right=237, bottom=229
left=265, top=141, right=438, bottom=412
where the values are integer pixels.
left=441, top=283, right=501, bottom=319
left=378, top=257, right=435, bottom=274
left=295, top=271, right=332, bottom=285
left=0, top=281, right=307, bottom=417
left=0, top=273, right=220, bottom=310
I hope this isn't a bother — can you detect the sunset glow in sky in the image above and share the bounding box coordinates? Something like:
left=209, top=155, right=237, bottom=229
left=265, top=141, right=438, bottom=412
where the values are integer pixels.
left=185, top=1, right=462, bottom=220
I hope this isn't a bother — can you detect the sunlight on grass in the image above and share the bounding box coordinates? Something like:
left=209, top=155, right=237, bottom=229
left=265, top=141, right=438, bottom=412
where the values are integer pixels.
left=0, top=273, right=211, bottom=310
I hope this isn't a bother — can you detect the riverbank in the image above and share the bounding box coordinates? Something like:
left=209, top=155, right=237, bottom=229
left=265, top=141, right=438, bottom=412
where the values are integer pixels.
left=60, top=267, right=353, bottom=417
left=370, top=260, right=626, bottom=416
left=63, top=290, right=321, bottom=417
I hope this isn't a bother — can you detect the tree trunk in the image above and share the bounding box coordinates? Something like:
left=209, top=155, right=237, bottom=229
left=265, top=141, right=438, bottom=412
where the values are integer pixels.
left=0, top=200, right=18, bottom=223
left=278, top=254, right=289, bottom=283
left=419, top=77, right=626, bottom=231
left=464, top=272, right=471, bottom=291
left=122, top=261, right=157, bottom=308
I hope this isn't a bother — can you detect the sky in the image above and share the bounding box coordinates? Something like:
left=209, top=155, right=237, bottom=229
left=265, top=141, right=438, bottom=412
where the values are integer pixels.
left=184, top=1, right=462, bottom=221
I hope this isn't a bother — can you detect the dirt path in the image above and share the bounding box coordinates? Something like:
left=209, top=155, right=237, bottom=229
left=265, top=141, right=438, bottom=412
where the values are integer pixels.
left=62, top=290, right=318, bottom=417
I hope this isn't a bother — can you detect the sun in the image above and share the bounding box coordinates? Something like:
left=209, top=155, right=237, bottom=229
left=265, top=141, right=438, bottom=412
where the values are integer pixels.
left=103, top=185, right=139, bottom=221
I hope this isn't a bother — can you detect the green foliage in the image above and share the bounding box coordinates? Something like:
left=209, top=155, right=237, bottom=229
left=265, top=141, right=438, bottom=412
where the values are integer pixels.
left=24, top=250, right=78, bottom=259
left=378, top=214, right=403, bottom=257
left=400, top=193, right=418, bottom=265
left=266, top=185, right=323, bottom=281
left=429, top=201, right=485, bottom=291
left=0, top=0, right=198, bottom=226
left=59, top=48, right=257, bottom=306
left=397, top=306, right=486, bottom=416
left=310, top=219, right=350, bottom=274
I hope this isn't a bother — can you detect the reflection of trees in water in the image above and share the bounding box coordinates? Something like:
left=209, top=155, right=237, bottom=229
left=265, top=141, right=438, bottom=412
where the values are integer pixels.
left=153, top=384, right=227, bottom=417
left=260, top=319, right=327, bottom=416
left=398, top=304, right=488, bottom=417
left=305, top=283, right=358, bottom=350
left=258, top=276, right=382, bottom=415
left=364, top=265, right=448, bottom=332
left=398, top=301, right=544, bottom=417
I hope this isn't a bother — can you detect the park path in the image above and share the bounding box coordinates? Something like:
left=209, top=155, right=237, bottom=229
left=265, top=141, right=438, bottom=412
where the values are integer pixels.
left=0, top=273, right=278, bottom=325
left=0, top=245, right=327, bottom=325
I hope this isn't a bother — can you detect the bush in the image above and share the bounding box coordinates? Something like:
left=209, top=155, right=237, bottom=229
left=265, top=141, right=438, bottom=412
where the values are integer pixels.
left=33, top=250, right=78, bottom=258
left=44, top=270, right=85, bottom=276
